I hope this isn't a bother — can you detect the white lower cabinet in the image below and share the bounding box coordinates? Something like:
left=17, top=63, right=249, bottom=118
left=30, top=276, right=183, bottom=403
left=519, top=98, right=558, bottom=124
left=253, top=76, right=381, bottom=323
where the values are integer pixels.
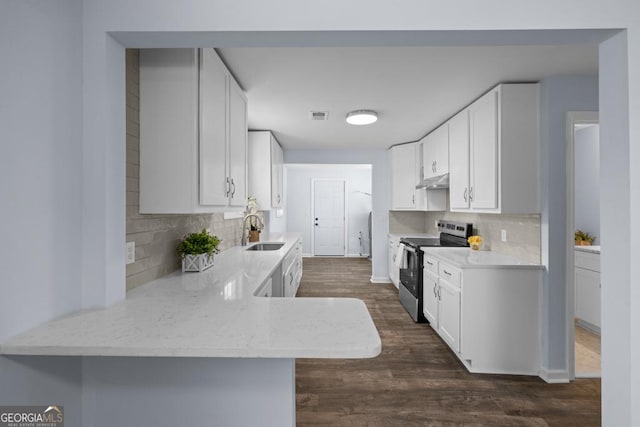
left=423, top=259, right=461, bottom=353
left=422, top=250, right=542, bottom=377
left=283, top=238, right=303, bottom=298
left=437, top=278, right=461, bottom=353
left=255, top=278, right=273, bottom=298
left=422, top=270, right=439, bottom=324
left=388, top=236, right=400, bottom=289
left=574, top=249, right=601, bottom=331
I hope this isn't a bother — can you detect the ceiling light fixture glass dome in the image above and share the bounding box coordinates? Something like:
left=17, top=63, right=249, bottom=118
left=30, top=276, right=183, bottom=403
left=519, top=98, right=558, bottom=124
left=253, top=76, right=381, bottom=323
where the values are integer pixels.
left=345, top=109, right=378, bottom=125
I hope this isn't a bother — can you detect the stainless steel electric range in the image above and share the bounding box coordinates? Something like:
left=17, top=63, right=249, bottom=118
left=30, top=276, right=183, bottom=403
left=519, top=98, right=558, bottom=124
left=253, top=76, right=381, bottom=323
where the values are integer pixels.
left=398, top=220, right=473, bottom=322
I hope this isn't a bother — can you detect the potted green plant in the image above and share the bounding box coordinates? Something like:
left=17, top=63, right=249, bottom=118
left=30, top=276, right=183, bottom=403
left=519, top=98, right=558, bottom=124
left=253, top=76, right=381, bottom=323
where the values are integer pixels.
left=177, top=229, right=221, bottom=272
left=574, top=229, right=595, bottom=246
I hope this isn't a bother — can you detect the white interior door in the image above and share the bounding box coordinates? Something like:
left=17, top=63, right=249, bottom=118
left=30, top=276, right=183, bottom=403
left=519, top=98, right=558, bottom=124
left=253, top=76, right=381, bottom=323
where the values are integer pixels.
left=313, top=180, right=345, bottom=256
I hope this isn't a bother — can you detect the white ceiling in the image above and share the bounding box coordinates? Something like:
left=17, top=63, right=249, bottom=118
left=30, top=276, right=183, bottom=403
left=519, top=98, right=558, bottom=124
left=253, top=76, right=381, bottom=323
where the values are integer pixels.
left=218, top=45, right=598, bottom=150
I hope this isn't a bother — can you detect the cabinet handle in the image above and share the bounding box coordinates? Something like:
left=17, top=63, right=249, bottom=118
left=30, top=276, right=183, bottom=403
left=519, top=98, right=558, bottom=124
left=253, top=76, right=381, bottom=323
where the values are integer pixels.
left=412, top=194, right=415, bottom=205
left=438, top=286, right=441, bottom=300
left=277, top=194, right=281, bottom=204
left=426, top=260, right=433, bottom=266
left=230, top=178, right=236, bottom=197
left=226, top=177, right=231, bottom=197
left=443, top=269, right=452, bottom=277
left=433, top=283, right=438, bottom=299
left=469, top=187, right=474, bottom=202
left=393, top=255, right=396, bottom=261
left=434, top=160, right=437, bottom=173
left=432, top=161, right=436, bottom=173
left=463, top=188, right=468, bottom=203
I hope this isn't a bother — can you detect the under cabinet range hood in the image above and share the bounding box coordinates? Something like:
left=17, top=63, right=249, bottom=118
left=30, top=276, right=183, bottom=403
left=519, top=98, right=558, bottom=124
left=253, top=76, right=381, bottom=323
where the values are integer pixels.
left=416, top=173, right=449, bottom=190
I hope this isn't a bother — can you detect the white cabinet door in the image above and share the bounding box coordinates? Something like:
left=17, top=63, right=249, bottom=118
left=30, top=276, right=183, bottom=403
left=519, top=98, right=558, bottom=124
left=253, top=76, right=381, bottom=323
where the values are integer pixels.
left=469, top=89, right=498, bottom=210
left=199, top=48, right=229, bottom=206
left=575, top=267, right=601, bottom=329
left=422, top=270, right=439, bottom=325
left=271, top=138, right=284, bottom=208
left=390, top=143, right=417, bottom=209
left=421, top=133, right=436, bottom=180
left=227, top=77, right=247, bottom=206
left=449, top=110, right=470, bottom=210
left=388, top=238, right=399, bottom=289
left=438, top=279, right=461, bottom=352
left=434, top=123, right=449, bottom=176
left=284, top=262, right=296, bottom=298
left=422, top=123, right=449, bottom=180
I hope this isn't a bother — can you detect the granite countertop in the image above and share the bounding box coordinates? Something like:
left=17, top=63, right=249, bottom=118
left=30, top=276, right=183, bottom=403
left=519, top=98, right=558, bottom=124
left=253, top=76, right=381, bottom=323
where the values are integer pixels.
left=421, top=247, right=543, bottom=269
left=575, top=245, right=601, bottom=254
left=0, top=233, right=381, bottom=359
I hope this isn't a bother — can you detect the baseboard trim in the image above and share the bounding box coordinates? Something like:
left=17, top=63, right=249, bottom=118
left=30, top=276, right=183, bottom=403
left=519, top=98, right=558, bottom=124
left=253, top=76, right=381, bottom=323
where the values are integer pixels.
left=539, top=368, right=570, bottom=383
left=576, top=319, right=601, bottom=336
left=370, top=276, right=392, bottom=284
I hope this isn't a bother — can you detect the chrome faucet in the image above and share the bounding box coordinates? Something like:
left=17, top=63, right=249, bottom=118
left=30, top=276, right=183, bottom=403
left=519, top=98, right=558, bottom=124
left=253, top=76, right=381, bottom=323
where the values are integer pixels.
left=241, top=213, right=265, bottom=246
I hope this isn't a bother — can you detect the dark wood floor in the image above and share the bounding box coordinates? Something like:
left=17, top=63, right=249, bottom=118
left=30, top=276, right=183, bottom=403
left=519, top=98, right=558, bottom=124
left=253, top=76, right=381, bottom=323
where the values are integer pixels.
left=296, top=257, right=601, bottom=426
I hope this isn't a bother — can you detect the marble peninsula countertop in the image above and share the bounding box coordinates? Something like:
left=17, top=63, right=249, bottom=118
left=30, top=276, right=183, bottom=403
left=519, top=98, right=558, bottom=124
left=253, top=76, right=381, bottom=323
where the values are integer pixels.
left=575, top=245, right=601, bottom=254
left=0, top=233, right=381, bottom=359
left=421, top=247, right=543, bottom=269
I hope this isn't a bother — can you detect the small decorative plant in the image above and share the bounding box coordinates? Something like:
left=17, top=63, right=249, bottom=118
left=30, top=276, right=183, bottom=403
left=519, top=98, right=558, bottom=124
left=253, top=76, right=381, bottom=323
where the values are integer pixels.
left=574, top=230, right=595, bottom=246
left=177, top=229, right=220, bottom=272
left=468, top=235, right=483, bottom=251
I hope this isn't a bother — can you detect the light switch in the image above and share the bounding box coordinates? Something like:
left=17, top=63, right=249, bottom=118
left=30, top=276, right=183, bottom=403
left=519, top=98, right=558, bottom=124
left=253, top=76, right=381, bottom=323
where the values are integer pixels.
left=501, top=230, right=507, bottom=242
left=126, top=241, right=135, bottom=264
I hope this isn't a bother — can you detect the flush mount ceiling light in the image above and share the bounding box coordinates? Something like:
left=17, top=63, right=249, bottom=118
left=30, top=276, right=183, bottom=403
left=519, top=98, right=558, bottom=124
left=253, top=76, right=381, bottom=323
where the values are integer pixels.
left=345, top=110, right=378, bottom=126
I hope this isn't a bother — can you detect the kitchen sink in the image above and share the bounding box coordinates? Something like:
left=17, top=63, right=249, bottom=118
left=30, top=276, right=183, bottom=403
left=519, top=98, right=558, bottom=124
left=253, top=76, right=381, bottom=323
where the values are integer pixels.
left=246, top=243, right=285, bottom=251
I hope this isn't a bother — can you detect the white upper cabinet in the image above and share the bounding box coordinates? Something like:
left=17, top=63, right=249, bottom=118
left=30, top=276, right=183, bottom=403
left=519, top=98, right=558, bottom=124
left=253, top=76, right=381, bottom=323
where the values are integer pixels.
left=390, top=143, right=418, bottom=210
left=448, top=110, right=470, bottom=210
left=422, top=122, right=449, bottom=180
left=449, top=83, right=540, bottom=214
left=390, top=143, right=446, bottom=211
left=271, top=139, right=284, bottom=208
left=140, top=48, right=247, bottom=213
left=248, top=130, right=284, bottom=210
left=227, top=77, right=248, bottom=206
left=199, top=48, right=230, bottom=206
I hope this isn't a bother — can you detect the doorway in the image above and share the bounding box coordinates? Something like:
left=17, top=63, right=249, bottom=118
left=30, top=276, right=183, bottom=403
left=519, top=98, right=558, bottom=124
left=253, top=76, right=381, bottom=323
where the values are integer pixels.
left=312, top=179, right=346, bottom=256
left=566, top=112, right=600, bottom=379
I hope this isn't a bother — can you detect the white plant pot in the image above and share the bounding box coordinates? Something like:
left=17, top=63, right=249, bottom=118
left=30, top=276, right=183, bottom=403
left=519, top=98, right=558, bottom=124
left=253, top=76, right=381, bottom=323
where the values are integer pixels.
left=181, top=253, right=215, bottom=272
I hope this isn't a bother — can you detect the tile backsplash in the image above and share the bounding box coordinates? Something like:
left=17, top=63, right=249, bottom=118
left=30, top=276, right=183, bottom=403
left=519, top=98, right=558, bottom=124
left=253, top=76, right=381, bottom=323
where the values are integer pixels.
left=389, top=208, right=541, bottom=264
left=424, top=211, right=541, bottom=264
left=125, top=49, right=245, bottom=291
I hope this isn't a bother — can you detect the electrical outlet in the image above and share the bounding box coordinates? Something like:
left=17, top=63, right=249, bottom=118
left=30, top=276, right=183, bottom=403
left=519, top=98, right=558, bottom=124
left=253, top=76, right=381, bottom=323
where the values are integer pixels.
left=126, top=241, right=135, bottom=264
left=501, top=229, right=507, bottom=242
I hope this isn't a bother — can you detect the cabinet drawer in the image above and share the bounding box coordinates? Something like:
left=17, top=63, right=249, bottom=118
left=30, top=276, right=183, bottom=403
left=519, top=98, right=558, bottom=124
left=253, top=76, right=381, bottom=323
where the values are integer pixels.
left=423, top=254, right=439, bottom=275
left=575, top=250, right=600, bottom=272
left=439, top=263, right=461, bottom=288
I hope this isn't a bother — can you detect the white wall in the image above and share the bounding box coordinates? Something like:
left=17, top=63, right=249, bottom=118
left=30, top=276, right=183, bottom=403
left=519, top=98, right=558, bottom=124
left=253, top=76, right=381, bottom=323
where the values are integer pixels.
left=285, top=151, right=389, bottom=281
left=0, top=0, right=83, bottom=342
left=286, top=165, right=372, bottom=256
left=0, top=0, right=84, bottom=416
left=574, top=125, right=601, bottom=241
left=3, top=1, right=640, bottom=425
left=539, top=75, right=599, bottom=374
left=599, top=31, right=633, bottom=426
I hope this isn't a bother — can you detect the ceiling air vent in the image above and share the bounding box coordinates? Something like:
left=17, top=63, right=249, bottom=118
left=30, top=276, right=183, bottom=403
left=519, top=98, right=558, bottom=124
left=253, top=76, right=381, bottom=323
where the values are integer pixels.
left=309, top=111, right=329, bottom=121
